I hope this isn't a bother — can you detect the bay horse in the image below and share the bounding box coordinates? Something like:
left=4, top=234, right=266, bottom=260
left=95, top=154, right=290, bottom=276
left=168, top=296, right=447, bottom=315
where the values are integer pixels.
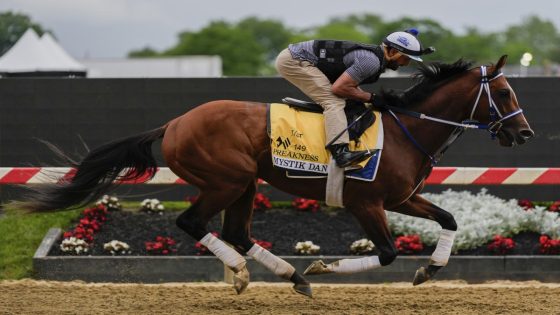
left=19, top=56, right=533, bottom=297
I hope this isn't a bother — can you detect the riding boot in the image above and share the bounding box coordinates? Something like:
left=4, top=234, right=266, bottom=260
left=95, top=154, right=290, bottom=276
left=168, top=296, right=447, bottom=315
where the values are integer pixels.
left=328, top=143, right=371, bottom=168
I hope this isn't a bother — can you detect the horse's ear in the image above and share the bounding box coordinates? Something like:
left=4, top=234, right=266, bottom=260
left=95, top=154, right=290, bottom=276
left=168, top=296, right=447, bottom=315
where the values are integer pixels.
left=495, top=55, right=508, bottom=70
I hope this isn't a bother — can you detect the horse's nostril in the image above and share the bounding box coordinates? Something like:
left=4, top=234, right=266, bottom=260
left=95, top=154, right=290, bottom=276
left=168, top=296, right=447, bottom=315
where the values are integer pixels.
left=520, top=129, right=534, bottom=139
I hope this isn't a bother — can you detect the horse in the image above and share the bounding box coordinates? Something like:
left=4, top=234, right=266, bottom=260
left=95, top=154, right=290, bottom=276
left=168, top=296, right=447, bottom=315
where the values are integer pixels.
left=18, top=55, right=533, bottom=298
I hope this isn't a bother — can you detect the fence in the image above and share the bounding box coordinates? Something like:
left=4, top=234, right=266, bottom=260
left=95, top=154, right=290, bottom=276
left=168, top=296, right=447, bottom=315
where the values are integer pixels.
left=2, top=167, right=560, bottom=185
left=1, top=77, right=559, bottom=200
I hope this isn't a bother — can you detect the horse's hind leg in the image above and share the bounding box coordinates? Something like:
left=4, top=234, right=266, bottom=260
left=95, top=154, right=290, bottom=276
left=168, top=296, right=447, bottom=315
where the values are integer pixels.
left=222, top=180, right=313, bottom=298
left=175, top=187, right=251, bottom=294
left=390, top=193, right=458, bottom=285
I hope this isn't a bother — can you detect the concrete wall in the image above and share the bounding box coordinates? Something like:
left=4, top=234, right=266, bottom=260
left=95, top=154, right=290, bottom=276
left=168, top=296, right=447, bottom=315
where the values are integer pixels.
left=34, top=229, right=560, bottom=283
left=1, top=77, right=558, bottom=201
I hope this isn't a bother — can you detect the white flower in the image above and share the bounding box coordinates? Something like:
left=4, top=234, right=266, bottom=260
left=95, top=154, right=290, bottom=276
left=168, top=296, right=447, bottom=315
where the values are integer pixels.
left=350, top=238, right=375, bottom=254
left=103, top=240, right=130, bottom=255
left=386, top=189, right=560, bottom=251
left=60, top=237, right=90, bottom=255
left=294, top=241, right=320, bottom=255
left=95, top=194, right=122, bottom=210
left=140, top=198, right=165, bottom=213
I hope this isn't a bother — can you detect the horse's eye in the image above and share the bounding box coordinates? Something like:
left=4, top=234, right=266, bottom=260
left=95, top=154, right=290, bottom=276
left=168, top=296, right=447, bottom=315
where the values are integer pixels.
left=498, top=89, right=510, bottom=97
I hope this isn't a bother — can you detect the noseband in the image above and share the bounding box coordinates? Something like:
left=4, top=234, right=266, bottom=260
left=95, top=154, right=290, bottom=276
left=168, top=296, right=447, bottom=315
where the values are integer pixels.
left=382, top=65, right=525, bottom=165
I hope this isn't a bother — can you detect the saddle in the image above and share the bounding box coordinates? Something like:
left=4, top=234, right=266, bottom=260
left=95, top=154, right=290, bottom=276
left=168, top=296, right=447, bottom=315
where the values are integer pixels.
left=281, top=97, right=376, bottom=141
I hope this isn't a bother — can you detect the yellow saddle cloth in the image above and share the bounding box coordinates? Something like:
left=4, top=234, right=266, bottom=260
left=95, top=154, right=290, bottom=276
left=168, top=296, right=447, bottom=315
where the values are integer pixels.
left=268, top=103, right=383, bottom=179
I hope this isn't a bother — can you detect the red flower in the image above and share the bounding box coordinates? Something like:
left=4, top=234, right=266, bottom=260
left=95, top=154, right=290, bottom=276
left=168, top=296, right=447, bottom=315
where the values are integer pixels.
left=292, top=198, right=320, bottom=212
left=253, top=193, right=272, bottom=211
left=145, top=236, right=178, bottom=255
left=487, top=235, right=516, bottom=254
left=82, top=204, right=108, bottom=222
left=394, top=235, right=424, bottom=254
left=518, top=199, right=534, bottom=210
left=61, top=204, right=110, bottom=247
left=548, top=201, right=560, bottom=212
left=539, top=235, right=560, bottom=255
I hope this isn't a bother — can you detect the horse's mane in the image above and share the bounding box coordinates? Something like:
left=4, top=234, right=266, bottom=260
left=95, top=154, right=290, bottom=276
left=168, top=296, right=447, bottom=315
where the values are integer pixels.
left=381, top=59, right=474, bottom=108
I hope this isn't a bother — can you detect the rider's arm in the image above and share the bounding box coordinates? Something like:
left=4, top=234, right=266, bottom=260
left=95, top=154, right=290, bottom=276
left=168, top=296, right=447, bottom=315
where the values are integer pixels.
left=331, top=53, right=380, bottom=103
left=331, top=73, right=373, bottom=103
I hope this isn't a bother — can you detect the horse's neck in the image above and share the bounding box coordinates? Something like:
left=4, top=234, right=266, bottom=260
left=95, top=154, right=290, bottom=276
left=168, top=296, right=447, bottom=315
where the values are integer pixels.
left=406, top=82, right=475, bottom=158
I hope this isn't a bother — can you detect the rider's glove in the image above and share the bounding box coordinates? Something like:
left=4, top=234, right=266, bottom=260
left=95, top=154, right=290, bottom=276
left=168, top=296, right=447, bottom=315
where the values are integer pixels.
left=368, top=93, right=388, bottom=108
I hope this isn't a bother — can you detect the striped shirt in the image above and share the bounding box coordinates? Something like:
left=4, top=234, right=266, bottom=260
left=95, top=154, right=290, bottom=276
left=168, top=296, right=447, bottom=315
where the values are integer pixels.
left=288, top=40, right=382, bottom=83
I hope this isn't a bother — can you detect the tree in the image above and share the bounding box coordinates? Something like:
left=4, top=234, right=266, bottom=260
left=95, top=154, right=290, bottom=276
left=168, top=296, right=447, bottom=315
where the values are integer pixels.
left=128, top=46, right=159, bottom=58
left=502, top=15, right=560, bottom=65
left=311, top=20, right=370, bottom=43
left=334, top=14, right=385, bottom=41
left=237, top=17, right=293, bottom=62
left=128, top=14, right=560, bottom=76
left=0, top=11, right=49, bottom=55
left=438, top=28, right=502, bottom=63
left=163, top=21, right=265, bottom=76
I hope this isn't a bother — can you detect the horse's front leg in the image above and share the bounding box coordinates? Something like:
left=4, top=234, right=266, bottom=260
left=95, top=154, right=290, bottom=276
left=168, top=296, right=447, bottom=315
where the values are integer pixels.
left=304, top=202, right=398, bottom=275
left=389, top=193, right=457, bottom=285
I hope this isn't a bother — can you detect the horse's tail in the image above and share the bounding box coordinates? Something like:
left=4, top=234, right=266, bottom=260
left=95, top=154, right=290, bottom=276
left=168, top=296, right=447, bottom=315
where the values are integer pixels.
left=18, top=126, right=167, bottom=212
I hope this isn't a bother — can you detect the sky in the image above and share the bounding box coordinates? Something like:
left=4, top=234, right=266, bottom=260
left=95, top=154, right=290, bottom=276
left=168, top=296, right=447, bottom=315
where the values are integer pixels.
left=1, top=0, right=559, bottom=59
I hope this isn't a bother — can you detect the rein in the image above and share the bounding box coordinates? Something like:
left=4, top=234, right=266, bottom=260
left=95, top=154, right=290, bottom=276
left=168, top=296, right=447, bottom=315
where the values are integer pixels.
left=379, top=65, right=524, bottom=165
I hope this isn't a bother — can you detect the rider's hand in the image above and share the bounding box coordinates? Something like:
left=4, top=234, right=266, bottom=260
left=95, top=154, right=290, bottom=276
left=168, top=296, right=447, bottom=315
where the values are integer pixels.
left=368, top=93, right=388, bottom=108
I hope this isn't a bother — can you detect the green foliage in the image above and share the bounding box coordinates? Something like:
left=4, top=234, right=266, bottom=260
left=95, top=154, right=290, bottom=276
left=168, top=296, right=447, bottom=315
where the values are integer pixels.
left=136, top=13, right=560, bottom=75
left=312, top=20, right=370, bottom=43
left=502, top=16, right=560, bottom=64
left=163, top=21, right=266, bottom=76
left=238, top=17, right=293, bottom=62
left=0, top=11, right=50, bottom=56
left=0, top=208, right=81, bottom=280
left=128, top=46, right=160, bottom=58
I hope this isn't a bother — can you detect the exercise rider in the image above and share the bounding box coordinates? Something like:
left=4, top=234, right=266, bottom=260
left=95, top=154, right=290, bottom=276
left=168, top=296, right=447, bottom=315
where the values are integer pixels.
left=275, top=29, right=435, bottom=167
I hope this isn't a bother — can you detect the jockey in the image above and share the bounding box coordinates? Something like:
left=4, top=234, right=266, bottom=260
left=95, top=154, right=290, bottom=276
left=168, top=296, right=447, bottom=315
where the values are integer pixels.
left=276, top=29, right=434, bottom=168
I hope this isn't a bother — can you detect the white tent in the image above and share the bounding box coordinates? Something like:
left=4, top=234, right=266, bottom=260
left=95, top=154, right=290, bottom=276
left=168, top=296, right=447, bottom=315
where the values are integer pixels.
left=0, top=29, right=86, bottom=77
left=40, top=33, right=87, bottom=73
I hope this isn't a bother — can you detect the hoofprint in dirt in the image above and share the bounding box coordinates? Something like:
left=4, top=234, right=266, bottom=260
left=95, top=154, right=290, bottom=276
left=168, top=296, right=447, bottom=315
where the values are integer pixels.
left=1, top=280, right=559, bottom=315
left=49, top=208, right=543, bottom=256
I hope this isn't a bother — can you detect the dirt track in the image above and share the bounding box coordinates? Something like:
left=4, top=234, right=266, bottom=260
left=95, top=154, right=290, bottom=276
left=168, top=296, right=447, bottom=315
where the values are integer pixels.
left=1, top=280, right=559, bottom=314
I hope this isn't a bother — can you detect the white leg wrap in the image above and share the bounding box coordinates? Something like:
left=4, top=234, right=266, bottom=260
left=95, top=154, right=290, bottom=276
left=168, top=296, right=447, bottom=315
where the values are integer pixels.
left=327, top=256, right=381, bottom=274
left=247, top=244, right=295, bottom=279
left=199, top=233, right=246, bottom=271
left=430, top=229, right=456, bottom=266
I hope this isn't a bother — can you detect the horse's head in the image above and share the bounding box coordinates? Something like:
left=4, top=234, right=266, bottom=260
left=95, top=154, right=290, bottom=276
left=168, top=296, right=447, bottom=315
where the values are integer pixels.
left=469, top=55, right=534, bottom=147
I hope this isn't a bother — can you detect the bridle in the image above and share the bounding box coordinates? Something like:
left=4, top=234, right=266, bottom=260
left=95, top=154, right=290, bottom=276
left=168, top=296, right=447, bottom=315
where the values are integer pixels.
left=382, top=65, right=525, bottom=165
left=467, top=65, right=523, bottom=138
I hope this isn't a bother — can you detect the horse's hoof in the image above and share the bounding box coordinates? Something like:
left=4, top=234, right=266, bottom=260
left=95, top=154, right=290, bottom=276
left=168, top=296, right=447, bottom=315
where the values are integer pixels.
left=303, top=260, right=332, bottom=275
left=233, top=266, right=250, bottom=294
left=412, top=266, right=430, bottom=286
left=293, top=283, right=313, bottom=298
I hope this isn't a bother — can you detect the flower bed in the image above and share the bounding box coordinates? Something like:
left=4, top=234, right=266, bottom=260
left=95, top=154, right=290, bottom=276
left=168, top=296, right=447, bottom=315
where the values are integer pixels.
left=47, top=190, right=560, bottom=257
